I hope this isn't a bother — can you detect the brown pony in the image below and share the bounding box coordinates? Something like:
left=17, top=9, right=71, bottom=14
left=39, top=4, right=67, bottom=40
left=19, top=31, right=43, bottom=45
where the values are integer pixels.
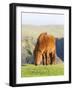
left=34, top=32, right=56, bottom=65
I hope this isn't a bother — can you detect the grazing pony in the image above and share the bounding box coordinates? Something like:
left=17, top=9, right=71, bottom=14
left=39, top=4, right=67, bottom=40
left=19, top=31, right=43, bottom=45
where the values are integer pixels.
left=34, top=32, right=56, bottom=65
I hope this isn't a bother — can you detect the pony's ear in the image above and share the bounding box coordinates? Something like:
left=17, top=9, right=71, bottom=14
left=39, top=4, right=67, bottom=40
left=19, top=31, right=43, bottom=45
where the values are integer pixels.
left=44, top=32, right=47, bottom=35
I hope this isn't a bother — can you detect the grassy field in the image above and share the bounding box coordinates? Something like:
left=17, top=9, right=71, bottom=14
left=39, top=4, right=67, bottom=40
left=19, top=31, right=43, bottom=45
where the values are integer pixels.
left=22, top=25, right=64, bottom=40
left=21, top=64, right=64, bottom=77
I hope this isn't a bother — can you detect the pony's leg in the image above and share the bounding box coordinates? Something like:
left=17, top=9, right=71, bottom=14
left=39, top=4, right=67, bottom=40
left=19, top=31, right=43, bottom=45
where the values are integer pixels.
left=52, top=54, right=56, bottom=64
left=42, top=54, right=44, bottom=65
left=45, top=52, right=48, bottom=65
left=42, top=53, right=45, bottom=65
left=49, top=53, right=52, bottom=65
left=52, top=51, right=56, bottom=64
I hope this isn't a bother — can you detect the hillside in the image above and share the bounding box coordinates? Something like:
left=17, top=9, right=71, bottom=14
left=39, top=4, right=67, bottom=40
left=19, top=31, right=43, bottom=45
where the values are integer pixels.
left=22, top=25, right=64, bottom=40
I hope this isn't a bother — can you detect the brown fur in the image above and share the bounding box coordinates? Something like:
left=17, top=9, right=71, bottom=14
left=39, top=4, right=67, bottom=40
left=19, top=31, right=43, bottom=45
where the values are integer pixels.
left=34, top=32, right=56, bottom=65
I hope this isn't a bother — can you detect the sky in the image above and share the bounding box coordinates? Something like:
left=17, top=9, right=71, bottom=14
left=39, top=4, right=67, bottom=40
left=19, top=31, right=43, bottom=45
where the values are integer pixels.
left=22, top=12, right=64, bottom=26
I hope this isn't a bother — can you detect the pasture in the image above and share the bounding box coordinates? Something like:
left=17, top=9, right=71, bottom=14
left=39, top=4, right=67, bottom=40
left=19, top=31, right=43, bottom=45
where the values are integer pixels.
left=21, top=64, right=64, bottom=77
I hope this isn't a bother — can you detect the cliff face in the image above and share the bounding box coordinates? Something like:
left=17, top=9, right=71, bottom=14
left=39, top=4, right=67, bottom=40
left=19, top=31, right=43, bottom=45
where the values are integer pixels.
left=56, top=38, right=64, bottom=61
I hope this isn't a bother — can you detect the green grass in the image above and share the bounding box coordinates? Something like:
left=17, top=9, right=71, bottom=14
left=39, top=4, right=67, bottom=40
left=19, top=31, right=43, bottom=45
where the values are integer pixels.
left=21, top=64, right=64, bottom=77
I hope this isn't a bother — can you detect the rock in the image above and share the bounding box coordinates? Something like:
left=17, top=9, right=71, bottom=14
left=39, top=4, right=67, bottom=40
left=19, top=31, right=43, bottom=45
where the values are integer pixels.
left=56, top=38, right=64, bottom=61
left=55, top=55, right=63, bottom=64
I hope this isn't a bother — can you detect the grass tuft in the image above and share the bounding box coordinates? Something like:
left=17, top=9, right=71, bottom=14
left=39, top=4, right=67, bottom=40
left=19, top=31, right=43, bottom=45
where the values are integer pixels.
left=21, top=64, right=64, bottom=77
